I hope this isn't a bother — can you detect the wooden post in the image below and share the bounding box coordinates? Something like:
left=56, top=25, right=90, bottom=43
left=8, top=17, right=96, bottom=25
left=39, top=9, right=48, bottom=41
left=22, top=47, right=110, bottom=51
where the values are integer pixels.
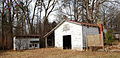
left=102, top=32, right=105, bottom=51
left=89, top=46, right=93, bottom=51
left=86, top=35, right=88, bottom=51
left=13, top=37, right=16, bottom=50
left=98, top=24, right=104, bottom=51
left=45, top=37, right=47, bottom=48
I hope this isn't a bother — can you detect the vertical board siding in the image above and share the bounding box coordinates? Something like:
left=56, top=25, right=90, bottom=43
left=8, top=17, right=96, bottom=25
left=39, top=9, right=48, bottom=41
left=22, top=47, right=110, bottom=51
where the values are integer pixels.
left=82, top=26, right=99, bottom=47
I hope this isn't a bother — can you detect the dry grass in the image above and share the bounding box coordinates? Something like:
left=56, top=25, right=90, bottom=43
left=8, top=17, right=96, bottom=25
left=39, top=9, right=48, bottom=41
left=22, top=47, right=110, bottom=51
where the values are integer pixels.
left=0, top=48, right=120, bottom=58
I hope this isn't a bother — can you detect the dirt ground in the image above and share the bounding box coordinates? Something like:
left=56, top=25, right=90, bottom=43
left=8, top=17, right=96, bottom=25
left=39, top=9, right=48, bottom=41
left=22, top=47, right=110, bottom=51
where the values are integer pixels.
left=0, top=48, right=120, bottom=58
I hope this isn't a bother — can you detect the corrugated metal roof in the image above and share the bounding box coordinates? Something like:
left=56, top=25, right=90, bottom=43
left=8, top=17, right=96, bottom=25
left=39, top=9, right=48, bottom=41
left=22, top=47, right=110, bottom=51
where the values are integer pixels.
left=16, top=35, right=41, bottom=37
left=69, top=20, right=99, bottom=27
left=15, top=35, right=41, bottom=38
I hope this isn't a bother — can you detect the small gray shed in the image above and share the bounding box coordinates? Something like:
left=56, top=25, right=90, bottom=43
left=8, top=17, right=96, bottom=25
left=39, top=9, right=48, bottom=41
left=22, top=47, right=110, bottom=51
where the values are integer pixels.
left=13, top=35, right=40, bottom=50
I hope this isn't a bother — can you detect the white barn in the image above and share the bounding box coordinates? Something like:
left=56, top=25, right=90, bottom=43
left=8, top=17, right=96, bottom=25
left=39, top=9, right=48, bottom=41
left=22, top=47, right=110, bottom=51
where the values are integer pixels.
left=13, top=35, right=40, bottom=50
left=44, top=20, right=103, bottom=51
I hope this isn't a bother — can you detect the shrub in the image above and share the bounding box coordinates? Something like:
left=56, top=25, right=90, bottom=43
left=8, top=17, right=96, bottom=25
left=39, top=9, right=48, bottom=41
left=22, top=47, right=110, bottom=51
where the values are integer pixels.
left=105, top=31, right=114, bottom=45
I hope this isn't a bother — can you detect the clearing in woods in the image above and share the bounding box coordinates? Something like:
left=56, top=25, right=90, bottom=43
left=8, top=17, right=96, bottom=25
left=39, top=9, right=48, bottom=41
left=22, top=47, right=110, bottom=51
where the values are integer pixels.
left=0, top=48, right=120, bottom=58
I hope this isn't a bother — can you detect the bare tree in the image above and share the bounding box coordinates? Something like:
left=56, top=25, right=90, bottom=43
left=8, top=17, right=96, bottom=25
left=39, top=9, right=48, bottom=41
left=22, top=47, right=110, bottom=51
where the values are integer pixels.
left=39, top=0, right=58, bottom=47
left=1, top=0, right=14, bottom=49
left=58, top=0, right=109, bottom=23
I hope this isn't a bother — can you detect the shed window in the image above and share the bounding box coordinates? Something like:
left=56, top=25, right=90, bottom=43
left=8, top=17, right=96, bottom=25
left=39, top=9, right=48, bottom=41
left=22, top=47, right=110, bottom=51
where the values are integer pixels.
left=29, top=44, right=32, bottom=47
left=35, top=44, right=37, bottom=47
left=115, top=34, right=119, bottom=38
left=63, top=24, right=70, bottom=31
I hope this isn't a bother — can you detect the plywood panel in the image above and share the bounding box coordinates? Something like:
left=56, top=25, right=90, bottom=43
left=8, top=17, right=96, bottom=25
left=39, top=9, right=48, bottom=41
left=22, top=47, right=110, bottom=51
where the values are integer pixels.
left=87, top=34, right=103, bottom=47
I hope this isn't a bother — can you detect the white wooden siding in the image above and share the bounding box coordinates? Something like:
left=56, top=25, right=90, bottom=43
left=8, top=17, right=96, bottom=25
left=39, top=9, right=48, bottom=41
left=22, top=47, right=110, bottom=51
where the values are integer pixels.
left=13, top=37, right=39, bottom=50
left=55, top=22, right=83, bottom=51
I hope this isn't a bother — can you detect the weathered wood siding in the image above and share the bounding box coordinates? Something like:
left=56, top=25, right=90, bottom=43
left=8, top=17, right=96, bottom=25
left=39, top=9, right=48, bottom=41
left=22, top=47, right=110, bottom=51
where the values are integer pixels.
left=82, top=26, right=99, bottom=47
left=87, top=34, right=103, bottom=46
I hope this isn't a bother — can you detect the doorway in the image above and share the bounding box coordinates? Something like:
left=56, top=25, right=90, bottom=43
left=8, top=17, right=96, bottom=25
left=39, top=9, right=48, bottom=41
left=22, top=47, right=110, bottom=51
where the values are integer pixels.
left=47, top=32, right=55, bottom=48
left=63, top=35, right=71, bottom=49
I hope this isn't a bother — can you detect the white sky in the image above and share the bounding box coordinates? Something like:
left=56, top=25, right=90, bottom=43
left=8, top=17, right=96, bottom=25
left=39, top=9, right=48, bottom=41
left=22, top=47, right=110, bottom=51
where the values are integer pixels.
left=29, top=0, right=56, bottom=23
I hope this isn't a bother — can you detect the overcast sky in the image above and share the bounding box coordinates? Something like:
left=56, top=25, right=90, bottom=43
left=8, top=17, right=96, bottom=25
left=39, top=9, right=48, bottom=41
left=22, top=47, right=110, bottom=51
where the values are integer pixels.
left=29, top=0, right=56, bottom=23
